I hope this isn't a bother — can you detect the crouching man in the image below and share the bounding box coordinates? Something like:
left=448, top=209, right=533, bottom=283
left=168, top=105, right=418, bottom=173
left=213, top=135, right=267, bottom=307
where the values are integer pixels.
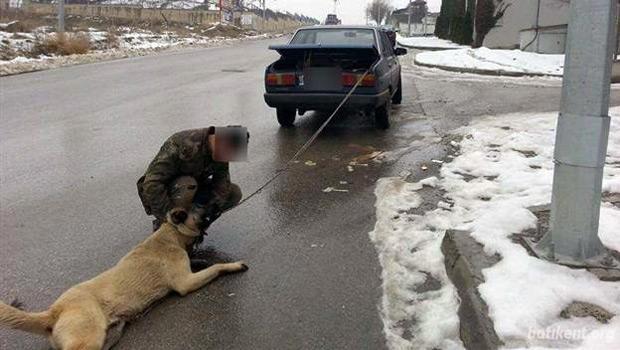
left=137, top=126, right=248, bottom=239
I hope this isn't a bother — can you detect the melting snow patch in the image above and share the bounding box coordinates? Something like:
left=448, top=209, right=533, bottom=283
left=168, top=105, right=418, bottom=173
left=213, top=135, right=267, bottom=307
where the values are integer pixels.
left=370, top=108, right=620, bottom=349
left=370, top=177, right=463, bottom=349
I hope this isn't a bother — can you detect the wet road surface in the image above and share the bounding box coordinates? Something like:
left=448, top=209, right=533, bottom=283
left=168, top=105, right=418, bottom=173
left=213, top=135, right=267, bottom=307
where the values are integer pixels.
left=2, top=39, right=619, bottom=349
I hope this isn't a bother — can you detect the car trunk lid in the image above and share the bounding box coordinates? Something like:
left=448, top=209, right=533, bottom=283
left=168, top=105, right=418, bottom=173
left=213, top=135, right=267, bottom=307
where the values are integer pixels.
left=268, top=44, right=379, bottom=93
left=269, top=44, right=378, bottom=58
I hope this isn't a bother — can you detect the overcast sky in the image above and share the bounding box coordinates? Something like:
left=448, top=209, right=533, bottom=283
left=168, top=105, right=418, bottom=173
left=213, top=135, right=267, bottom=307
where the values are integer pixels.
left=266, top=0, right=442, bottom=25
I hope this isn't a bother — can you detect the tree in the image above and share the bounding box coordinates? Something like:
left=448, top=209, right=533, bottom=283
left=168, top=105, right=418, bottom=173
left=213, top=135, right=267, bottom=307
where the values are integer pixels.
left=434, top=0, right=453, bottom=39
left=434, top=0, right=472, bottom=45
left=435, top=0, right=462, bottom=40
left=458, top=10, right=474, bottom=45
left=474, top=0, right=511, bottom=47
left=366, top=0, right=392, bottom=25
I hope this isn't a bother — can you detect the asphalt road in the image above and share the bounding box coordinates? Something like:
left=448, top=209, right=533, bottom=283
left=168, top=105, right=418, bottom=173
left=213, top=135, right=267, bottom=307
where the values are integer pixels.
left=2, top=39, right=619, bottom=350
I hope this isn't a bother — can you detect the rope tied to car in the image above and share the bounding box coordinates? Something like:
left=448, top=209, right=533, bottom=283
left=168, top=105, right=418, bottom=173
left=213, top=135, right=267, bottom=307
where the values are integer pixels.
left=233, top=70, right=371, bottom=209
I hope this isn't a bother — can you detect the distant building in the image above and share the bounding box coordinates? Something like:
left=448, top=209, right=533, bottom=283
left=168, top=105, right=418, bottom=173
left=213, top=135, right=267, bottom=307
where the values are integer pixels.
left=2, top=0, right=22, bottom=8
left=483, top=0, right=571, bottom=54
left=389, top=0, right=437, bottom=36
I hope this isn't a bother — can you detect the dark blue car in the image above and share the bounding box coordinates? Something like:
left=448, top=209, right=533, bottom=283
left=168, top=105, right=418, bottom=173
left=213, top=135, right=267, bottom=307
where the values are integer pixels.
left=264, top=26, right=407, bottom=129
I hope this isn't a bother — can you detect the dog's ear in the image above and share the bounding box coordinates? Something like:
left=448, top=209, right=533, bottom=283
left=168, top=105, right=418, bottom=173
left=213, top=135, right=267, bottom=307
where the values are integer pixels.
left=169, top=208, right=188, bottom=225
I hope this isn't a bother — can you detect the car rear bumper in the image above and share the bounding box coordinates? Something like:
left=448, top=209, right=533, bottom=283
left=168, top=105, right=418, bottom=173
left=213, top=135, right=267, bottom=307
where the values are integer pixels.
left=264, top=90, right=390, bottom=110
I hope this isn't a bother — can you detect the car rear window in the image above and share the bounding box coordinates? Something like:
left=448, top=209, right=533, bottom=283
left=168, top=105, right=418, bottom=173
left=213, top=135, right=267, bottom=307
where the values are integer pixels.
left=290, top=29, right=376, bottom=46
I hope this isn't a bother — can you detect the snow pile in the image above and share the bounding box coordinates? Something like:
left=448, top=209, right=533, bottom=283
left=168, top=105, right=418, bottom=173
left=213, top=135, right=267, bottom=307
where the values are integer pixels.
left=415, top=47, right=565, bottom=76
left=0, top=21, right=19, bottom=30
left=370, top=177, right=464, bottom=349
left=371, top=108, right=620, bottom=349
left=397, top=34, right=466, bottom=50
left=0, top=31, right=34, bottom=57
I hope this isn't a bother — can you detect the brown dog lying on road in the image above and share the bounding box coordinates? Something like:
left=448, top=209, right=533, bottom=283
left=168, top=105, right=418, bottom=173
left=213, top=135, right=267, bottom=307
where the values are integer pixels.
left=0, top=208, right=248, bottom=350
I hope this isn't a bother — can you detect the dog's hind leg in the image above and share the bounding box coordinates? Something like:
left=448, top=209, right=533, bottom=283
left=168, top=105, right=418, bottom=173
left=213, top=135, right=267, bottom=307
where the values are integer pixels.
left=52, top=307, right=107, bottom=350
left=170, top=261, right=249, bottom=296
left=102, top=321, right=126, bottom=350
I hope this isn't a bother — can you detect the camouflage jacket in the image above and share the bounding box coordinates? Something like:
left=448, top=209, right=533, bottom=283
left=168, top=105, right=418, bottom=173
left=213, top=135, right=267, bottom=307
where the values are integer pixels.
left=137, top=128, right=231, bottom=220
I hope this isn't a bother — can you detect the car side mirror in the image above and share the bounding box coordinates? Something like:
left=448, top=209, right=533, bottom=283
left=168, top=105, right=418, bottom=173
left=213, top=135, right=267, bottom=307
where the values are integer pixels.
left=395, top=47, right=408, bottom=56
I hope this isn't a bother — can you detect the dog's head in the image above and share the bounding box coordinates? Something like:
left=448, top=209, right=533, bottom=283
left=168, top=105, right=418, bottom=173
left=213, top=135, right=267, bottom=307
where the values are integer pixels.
left=166, top=208, right=201, bottom=238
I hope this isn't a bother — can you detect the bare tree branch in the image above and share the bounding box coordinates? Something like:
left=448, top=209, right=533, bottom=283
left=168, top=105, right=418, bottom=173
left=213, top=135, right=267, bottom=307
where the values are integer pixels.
left=366, top=0, right=392, bottom=25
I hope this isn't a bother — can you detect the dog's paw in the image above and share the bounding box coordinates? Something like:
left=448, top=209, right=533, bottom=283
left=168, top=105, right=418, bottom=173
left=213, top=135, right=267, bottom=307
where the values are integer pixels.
left=236, top=261, right=249, bottom=272
left=10, top=298, right=24, bottom=310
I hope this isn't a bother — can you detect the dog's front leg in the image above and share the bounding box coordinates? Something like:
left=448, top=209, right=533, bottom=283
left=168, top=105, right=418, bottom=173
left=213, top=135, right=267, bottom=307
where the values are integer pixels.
left=171, top=261, right=248, bottom=296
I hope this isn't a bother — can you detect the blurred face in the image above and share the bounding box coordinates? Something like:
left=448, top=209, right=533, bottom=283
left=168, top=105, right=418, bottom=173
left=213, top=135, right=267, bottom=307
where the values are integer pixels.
left=208, top=127, right=248, bottom=162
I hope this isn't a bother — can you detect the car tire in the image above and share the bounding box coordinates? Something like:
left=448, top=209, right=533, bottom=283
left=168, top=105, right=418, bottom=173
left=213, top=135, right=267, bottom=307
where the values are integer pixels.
left=375, top=101, right=391, bottom=130
left=277, top=108, right=296, bottom=127
left=392, top=78, right=402, bottom=105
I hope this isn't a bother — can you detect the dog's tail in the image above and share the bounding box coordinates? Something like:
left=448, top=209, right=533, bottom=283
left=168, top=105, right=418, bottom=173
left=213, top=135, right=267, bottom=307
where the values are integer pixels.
left=0, top=299, right=53, bottom=335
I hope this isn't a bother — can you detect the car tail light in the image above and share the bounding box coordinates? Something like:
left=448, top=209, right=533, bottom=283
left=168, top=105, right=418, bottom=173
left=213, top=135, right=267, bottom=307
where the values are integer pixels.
left=342, top=73, right=376, bottom=87
left=362, top=74, right=376, bottom=86
left=266, top=73, right=296, bottom=86
left=341, top=73, right=357, bottom=86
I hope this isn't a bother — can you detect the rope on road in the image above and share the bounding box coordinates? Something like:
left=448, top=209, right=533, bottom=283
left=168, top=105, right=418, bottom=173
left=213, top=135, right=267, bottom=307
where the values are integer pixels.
left=234, top=70, right=372, bottom=208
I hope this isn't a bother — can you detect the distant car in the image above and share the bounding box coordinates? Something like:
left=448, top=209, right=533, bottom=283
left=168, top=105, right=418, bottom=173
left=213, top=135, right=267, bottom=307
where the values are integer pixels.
left=263, top=25, right=407, bottom=129
left=325, top=14, right=341, bottom=25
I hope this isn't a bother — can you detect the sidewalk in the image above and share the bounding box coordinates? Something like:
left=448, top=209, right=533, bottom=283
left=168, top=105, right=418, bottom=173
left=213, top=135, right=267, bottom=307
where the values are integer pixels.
left=370, top=108, right=620, bottom=349
left=414, top=47, right=565, bottom=77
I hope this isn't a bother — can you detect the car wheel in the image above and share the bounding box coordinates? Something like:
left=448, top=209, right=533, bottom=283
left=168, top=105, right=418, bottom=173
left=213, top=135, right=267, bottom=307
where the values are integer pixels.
left=392, top=78, right=402, bottom=105
left=277, top=108, right=296, bottom=127
left=375, top=101, right=391, bottom=130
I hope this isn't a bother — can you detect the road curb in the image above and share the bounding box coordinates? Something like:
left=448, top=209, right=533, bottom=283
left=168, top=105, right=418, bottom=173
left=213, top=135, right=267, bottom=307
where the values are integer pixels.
left=397, top=43, right=463, bottom=51
left=441, top=230, right=503, bottom=350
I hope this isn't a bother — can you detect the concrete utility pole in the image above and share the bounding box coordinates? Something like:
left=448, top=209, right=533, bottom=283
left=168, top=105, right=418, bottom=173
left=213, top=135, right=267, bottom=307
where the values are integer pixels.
left=219, top=0, right=223, bottom=23
left=540, top=0, right=618, bottom=265
left=616, top=3, right=620, bottom=61
left=262, top=0, right=266, bottom=22
left=57, top=0, right=65, bottom=33
left=408, top=0, right=412, bottom=36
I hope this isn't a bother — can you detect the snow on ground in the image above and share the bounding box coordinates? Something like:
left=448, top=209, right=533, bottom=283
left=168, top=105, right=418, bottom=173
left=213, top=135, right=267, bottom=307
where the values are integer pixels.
left=100, top=0, right=217, bottom=9
left=397, top=34, right=466, bottom=50
left=415, top=47, right=565, bottom=76
left=400, top=53, right=566, bottom=89
left=371, top=108, right=620, bottom=349
left=0, top=25, right=270, bottom=75
left=370, top=177, right=465, bottom=350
